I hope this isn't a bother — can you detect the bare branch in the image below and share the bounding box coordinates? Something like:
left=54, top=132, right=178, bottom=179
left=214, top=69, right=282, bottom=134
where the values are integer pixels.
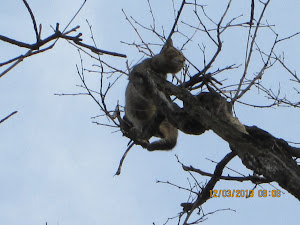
left=182, top=164, right=271, bottom=183
left=0, top=111, right=18, bottom=124
left=232, top=0, right=271, bottom=103
left=122, top=9, right=154, bottom=56
left=182, top=151, right=236, bottom=223
left=22, top=0, right=39, bottom=42
left=62, top=0, right=87, bottom=33
left=115, top=143, right=134, bottom=176
left=168, top=0, right=186, bottom=40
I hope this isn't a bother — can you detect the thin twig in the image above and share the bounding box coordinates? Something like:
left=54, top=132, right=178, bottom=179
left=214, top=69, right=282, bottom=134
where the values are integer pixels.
left=115, top=143, right=134, bottom=176
left=232, top=0, right=271, bottom=103
left=0, top=111, right=18, bottom=124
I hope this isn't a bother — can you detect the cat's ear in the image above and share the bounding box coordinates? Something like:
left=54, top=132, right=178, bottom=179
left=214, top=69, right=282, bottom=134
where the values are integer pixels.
left=165, top=38, right=173, bottom=47
left=161, top=38, right=173, bottom=52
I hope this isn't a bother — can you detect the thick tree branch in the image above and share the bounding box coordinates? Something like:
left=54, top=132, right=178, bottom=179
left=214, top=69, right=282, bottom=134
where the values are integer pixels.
left=140, top=71, right=300, bottom=201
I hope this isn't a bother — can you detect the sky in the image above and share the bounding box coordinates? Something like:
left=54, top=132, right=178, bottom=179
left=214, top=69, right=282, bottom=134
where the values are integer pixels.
left=0, top=0, right=299, bottom=225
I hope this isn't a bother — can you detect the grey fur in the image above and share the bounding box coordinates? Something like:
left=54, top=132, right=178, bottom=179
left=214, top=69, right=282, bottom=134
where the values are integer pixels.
left=125, top=39, right=185, bottom=151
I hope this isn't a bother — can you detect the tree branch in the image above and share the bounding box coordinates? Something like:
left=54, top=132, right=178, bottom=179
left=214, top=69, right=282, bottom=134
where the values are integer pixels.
left=139, top=69, right=300, bottom=200
left=0, top=111, right=18, bottom=124
left=182, top=151, right=236, bottom=223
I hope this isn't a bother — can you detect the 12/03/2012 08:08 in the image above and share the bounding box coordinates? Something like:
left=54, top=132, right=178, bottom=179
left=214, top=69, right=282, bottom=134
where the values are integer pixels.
left=210, top=189, right=281, bottom=198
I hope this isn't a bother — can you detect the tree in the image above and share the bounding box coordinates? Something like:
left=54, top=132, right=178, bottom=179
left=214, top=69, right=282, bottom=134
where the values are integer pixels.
left=76, top=0, right=300, bottom=223
left=1, top=0, right=299, bottom=224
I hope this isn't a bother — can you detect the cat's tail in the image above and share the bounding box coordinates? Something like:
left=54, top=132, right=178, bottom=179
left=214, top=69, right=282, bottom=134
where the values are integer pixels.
left=147, top=120, right=178, bottom=151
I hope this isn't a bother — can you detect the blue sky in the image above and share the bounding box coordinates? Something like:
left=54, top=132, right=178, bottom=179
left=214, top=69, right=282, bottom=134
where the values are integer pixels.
left=0, top=0, right=299, bottom=224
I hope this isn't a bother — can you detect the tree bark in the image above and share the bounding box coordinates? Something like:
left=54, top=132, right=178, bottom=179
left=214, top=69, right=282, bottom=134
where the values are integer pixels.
left=145, top=72, right=300, bottom=200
